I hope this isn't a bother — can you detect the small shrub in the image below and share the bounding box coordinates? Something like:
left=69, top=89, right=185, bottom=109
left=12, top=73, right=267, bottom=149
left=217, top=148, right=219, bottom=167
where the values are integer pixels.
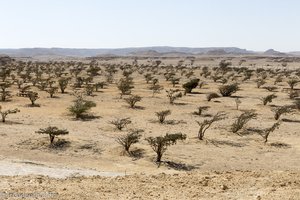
left=46, top=87, right=58, bottom=98
left=261, top=94, right=277, bottom=105
left=170, top=77, right=180, bottom=87
left=155, top=110, right=171, bottom=123
left=193, top=106, right=209, bottom=116
left=149, top=84, right=163, bottom=97
left=182, top=79, right=199, bottom=94
left=146, top=133, right=186, bottom=163
left=231, top=110, right=257, bottom=133
left=28, top=92, right=39, bottom=106
left=219, top=83, right=239, bottom=97
left=36, top=126, right=69, bottom=145
left=109, top=117, right=132, bottom=130
left=166, top=89, right=182, bottom=104
left=287, top=78, right=299, bottom=90
left=124, top=95, right=142, bottom=108
left=196, top=112, right=226, bottom=140
left=0, top=106, right=20, bottom=122
left=207, top=92, right=220, bottom=101
left=116, top=129, right=143, bottom=153
left=273, top=105, right=293, bottom=120
left=256, top=79, right=266, bottom=88
left=117, top=78, right=134, bottom=98
left=262, top=122, right=280, bottom=143
left=58, top=78, right=69, bottom=93
left=68, top=93, right=96, bottom=119
left=289, top=90, right=299, bottom=99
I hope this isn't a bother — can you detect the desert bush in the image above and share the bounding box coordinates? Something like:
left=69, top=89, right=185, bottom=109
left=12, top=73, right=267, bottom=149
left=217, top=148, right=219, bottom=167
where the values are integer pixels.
left=117, top=78, right=134, bottom=98
left=109, top=117, right=132, bottom=130
left=289, top=90, right=299, bottom=99
left=211, top=74, right=222, bottom=82
left=193, top=106, right=209, bottom=116
left=287, top=78, right=299, bottom=90
left=149, top=84, right=163, bottom=97
left=116, top=129, right=143, bottom=153
left=68, top=93, right=96, bottom=119
left=0, top=106, right=20, bottom=122
left=164, top=72, right=175, bottom=81
left=144, top=73, right=153, bottom=84
left=170, top=77, right=180, bottom=87
left=166, top=89, right=182, bottom=104
left=95, top=82, right=106, bottom=91
left=85, top=84, right=94, bottom=96
left=231, top=110, right=257, bottom=133
left=124, top=95, right=142, bottom=108
left=0, top=82, right=11, bottom=101
left=261, top=94, right=277, bottom=105
left=28, top=92, right=39, bottom=106
left=58, top=77, right=69, bottom=93
left=46, top=87, right=58, bottom=98
left=219, top=83, right=239, bottom=97
left=274, top=75, right=283, bottom=85
left=273, top=105, right=293, bottom=120
left=36, top=126, right=69, bottom=145
left=262, top=122, right=280, bottom=143
left=196, top=112, right=226, bottom=140
left=146, top=133, right=186, bottom=163
left=206, top=92, right=220, bottom=101
left=182, top=78, right=199, bottom=94
left=155, top=110, right=171, bottom=123
left=256, top=79, right=266, bottom=88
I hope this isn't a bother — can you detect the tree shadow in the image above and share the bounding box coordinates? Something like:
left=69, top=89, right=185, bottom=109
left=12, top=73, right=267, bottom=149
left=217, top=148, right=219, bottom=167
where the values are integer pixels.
left=270, top=142, right=291, bottom=149
left=162, top=161, right=198, bottom=171
left=27, top=104, right=41, bottom=107
left=78, top=143, right=103, bottom=154
left=49, top=139, right=71, bottom=150
left=282, top=118, right=300, bottom=123
left=207, top=139, right=246, bottom=147
left=132, top=105, right=145, bottom=110
left=130, top=148, right=145, bottom=160
left=1, top=121, right=23, bottom=125
left=172, top=102, right=188, bottom=106
left=71, top=114, right=101, bottom=121
left=189, top=91, right=202, bottom=95
left=47, top=96, right=61, bottom=99
left=164, top=120, right=187, bottom=125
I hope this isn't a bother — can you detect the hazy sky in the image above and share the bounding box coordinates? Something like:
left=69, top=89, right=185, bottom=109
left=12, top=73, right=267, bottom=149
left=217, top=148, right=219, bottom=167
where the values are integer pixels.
left=0, top=0, right=299, bottom=51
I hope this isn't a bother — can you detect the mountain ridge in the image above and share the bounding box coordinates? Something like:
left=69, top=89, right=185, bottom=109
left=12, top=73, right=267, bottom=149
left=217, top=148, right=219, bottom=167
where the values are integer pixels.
left=0, top=46, right=294, bottom=57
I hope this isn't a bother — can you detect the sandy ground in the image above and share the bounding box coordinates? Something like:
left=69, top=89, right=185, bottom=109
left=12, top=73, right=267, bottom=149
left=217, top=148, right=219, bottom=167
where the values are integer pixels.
left=0, top=170, right=299, bottom=200
left=0, top=57, right=299, bottom=199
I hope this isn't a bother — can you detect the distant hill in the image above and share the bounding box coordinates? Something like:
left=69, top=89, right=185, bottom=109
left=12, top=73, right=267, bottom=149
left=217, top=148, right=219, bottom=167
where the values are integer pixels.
left=0, top=47, right=255, bottom=57
left=263, top=49, right=287, bottom=56
left=0, top=47, right=297, bottom=58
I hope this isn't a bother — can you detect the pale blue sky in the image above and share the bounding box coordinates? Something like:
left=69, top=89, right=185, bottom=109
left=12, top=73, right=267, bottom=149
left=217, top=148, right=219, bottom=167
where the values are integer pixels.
left=0, top=0, right=299, bottom=51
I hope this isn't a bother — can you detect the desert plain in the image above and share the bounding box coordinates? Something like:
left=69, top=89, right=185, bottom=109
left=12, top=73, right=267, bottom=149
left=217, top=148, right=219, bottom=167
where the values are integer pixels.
left=0, top=55, right=299, bottom=199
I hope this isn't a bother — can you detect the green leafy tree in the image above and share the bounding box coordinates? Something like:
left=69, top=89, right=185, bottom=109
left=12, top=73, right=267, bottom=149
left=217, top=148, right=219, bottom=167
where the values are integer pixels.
left=116, top=129, right=143, bottom=153
left=146, top=133, right=186, bottom=163
left=68, top=93, right=96, bottom=119
left=36, top=126, right=69, bottom=145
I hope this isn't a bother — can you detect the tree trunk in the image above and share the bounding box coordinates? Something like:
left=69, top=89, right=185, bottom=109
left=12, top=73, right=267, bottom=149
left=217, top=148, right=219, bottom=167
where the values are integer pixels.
left=49, top=135, right=55, bottom=144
